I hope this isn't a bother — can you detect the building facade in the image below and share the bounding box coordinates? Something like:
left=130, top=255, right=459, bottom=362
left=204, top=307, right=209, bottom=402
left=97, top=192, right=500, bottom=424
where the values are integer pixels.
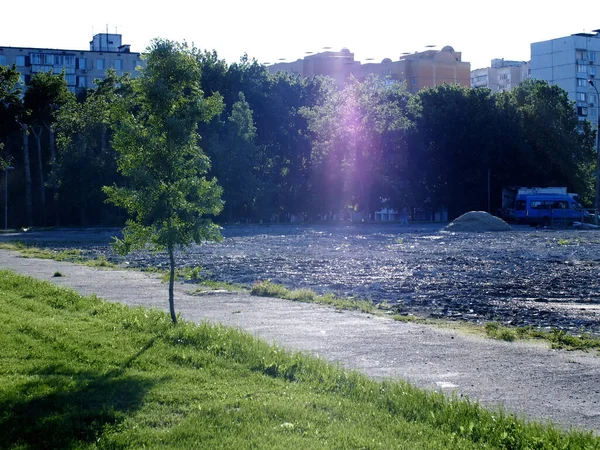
left=471, top=58, right=530, bottom=92
left=530, top=30, right=600, bottom=130
left=268, top=45, right=471, bottom=92
left=0, top=33, right=142, bottom=92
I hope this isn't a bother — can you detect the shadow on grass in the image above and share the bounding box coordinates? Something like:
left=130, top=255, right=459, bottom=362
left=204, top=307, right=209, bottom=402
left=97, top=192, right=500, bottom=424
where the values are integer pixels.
left=0, top=339, right=161, bottom=449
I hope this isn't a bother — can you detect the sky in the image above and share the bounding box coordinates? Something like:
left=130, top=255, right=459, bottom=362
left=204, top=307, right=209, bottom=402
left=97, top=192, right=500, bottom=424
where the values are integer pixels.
left=3, top=1, right=600, bottom=71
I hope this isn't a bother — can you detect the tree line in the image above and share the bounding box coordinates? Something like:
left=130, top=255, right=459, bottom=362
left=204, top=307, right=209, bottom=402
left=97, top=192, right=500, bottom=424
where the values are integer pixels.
left=0, top=45, right=596, bottom=228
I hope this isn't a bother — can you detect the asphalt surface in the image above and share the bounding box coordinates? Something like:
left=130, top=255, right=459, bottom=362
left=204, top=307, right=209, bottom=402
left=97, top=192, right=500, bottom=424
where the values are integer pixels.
left=1, top=248, right=599, bottom=434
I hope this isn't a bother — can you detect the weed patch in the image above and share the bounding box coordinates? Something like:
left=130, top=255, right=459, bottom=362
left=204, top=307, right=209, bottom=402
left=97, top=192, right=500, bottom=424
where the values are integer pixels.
left=251, top=280, right=376, bottom=313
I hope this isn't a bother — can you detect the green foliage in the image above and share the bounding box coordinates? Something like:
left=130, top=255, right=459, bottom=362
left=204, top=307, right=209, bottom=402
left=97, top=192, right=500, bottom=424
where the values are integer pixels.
left=251, top=280, right=376, bottom=313
left=104, top=39, right=224, bottom=322
left=485, top=322, right=516, bottom=342
left=484, top=322, right=600, bottom=351
left=1, top=270, right=598, bottom=449
left=55, top=70, right=129, bottom=226
left=303, top=75, right=413, bottom=216
left=104, top=40, right=224, bottom=256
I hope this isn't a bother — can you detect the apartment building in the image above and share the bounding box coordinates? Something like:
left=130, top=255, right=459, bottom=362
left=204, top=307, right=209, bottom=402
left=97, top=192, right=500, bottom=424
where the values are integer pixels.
left=471, top=58, right=530, bottom=92
left=0, top=33, right=142, bottom=92
left=268, top=45, right=471, bottom=92
left=530, top=30, right=600, bottom=131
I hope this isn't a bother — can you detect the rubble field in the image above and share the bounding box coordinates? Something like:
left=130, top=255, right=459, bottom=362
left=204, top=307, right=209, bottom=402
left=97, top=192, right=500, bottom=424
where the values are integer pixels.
left=4, top=220, right=600, bottom=334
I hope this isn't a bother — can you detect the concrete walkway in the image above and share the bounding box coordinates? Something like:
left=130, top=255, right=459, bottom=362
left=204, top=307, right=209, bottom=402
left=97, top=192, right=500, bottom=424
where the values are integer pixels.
left=1, top=249, right=599, bottom=434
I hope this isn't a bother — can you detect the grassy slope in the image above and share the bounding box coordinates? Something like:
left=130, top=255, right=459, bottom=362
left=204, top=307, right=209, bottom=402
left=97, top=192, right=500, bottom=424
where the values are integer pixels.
left=0, top=270, right=598, bottom=449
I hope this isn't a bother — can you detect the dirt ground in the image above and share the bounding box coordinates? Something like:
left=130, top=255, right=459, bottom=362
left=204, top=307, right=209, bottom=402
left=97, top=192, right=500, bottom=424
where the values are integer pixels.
left=1, top=226, right=600, bottom=433
left=0, top=247, right=600, bottom=434
left=4, top=223, right=600, bottom=334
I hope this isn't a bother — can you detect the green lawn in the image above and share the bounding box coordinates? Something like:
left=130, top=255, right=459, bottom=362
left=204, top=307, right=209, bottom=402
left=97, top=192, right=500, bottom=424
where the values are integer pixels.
left=0, top=270, right=598, bottom=449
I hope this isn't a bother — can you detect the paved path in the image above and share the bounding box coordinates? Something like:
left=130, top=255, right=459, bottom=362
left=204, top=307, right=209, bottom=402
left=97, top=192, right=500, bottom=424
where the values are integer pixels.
left=1, top=249, right=599, bottom=434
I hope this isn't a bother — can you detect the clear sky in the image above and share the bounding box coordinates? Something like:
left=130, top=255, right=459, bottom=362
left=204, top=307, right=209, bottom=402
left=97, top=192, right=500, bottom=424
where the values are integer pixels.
left=3, top=1, right=600, bottom=71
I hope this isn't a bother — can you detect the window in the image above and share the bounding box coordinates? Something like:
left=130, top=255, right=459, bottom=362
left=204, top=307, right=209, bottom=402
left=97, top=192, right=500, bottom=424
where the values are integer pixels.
left=411, top=77, right=416, bottom=85
left=577, top=106, right=588, bottom=116
left=531, top=201, right=552, bottom=210
left=133, top=60, right=139, bottom=70
left=15, top=55, right=25, bottom=66
left=577, top=92, right=587, bottom=101
left=578, top=64, right=585, bottom=73
left=96, top=58, right=104, bottom=70
left=30, top=53, right=54, bottom=65
left=590, top=66, right=596, bottom=76
left=77, top=76, right=87, bottom=88
left=54, top=55, right=75, bottom=67
left=114, top=59, right=123, bottom=70
left=64, top=74, right=76, bottom=86
left=0, top=55, right=5, bottom=66
left=78, top=58, right=87, bottom=69
left=577, top=78, right=588, bottom=87
left=590, top=94, right=598, bottom=104
left=552, top=201, right=569, bottom=209
left=516, top=200, right=526, bottom=211
left=576, top=50, right=586, bottom=61
left=589, top=52, right=597, bottom=62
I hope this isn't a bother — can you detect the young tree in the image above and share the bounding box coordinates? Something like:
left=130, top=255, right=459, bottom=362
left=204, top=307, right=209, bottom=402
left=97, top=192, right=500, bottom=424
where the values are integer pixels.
left=104, top=39, right=224, bottom=323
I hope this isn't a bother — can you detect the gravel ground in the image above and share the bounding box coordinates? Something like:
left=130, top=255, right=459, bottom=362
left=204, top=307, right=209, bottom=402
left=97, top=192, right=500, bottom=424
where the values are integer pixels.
left=1, top=247, right=600, bottom=434
left=3, top=223, right=600, bottom=335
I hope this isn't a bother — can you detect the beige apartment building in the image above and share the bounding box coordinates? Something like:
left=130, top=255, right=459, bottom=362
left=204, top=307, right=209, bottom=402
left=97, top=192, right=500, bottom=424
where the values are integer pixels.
left=0, top=33, right=142, bottom=92
left=267, top=45, right=471, bottom=92
left=471, top=58, right=530, bottom=92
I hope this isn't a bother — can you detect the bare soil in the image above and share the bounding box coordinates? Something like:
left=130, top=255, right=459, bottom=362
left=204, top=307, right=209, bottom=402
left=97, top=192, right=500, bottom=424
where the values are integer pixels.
left=6, top=223, right=598, bottom=335
left=0, top=240, right=600, bottom=434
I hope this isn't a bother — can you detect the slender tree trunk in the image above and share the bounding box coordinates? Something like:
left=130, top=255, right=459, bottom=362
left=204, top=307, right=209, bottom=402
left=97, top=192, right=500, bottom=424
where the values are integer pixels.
left=32, top=126, right=46, bottom=225
left=45, top=124, right=59, bottom=226
left=79, top=136, right=87, bottom=226
left=168, top=245, right=178, bottom=324
left=22, top=124, right=33, bottom=227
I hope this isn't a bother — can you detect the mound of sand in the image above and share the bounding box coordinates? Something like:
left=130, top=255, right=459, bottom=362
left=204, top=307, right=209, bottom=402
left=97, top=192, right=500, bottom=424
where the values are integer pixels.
left=442, top=211, right=511, bottom=232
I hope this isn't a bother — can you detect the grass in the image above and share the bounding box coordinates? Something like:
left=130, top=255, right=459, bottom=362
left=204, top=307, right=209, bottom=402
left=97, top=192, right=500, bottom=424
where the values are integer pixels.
left=0, top=242, right=117, bottom=268
left=484, top=322, right=600, bottom=351
left=1, top=270, right=598, bottom=449
left=251, top=280, right=376, bottom=314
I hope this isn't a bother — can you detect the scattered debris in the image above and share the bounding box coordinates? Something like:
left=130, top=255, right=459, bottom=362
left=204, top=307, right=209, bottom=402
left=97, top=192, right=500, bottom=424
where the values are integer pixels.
left=442, top=211, right=511, bottom=232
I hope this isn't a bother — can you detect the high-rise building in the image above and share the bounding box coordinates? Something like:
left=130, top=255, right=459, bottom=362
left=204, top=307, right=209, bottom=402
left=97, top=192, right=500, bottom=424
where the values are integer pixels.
left=267, top=45, right=471, bottom=92
left=471, top=59, right=530, bottom=92
left=530, top=30, right=600, bottom=131
left=0, top=33, right=143, bottom=92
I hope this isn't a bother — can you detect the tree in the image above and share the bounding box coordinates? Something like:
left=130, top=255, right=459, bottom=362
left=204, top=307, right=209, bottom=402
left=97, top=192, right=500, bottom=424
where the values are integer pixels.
left=204, top=92, right=259, bottom=222
left=505, top=79, right=595, bottom=202
left=303, top=75, right=412, bottom=219
left=410, top=84, right=503, bottom=218
left=55, top=70, right=131, bottom=226
left=24, top=71, right=73, bottom=224
left=0, top=65, right=22, bottom=169
left=0, top=65, right=33, bottom=226
left=104, top=39, right=224, bottom=323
